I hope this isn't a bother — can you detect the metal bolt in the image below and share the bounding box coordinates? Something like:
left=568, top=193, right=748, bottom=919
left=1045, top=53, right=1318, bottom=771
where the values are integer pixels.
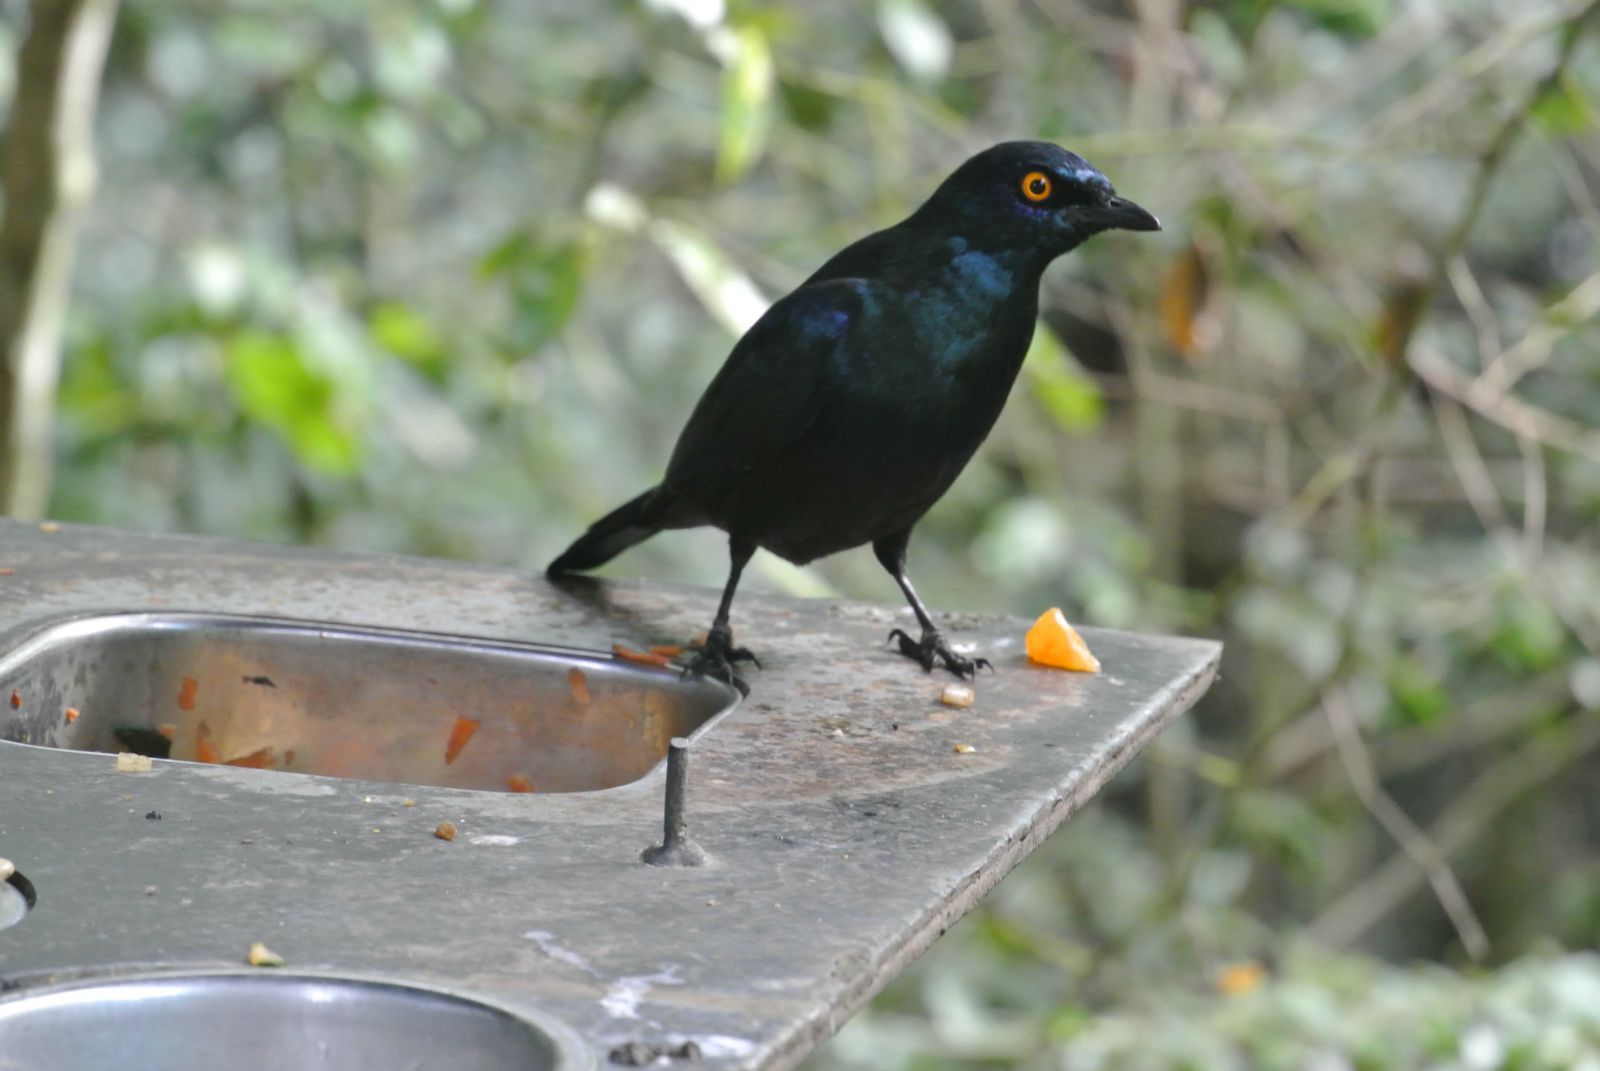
left=641, top=737, right=710, bottom=867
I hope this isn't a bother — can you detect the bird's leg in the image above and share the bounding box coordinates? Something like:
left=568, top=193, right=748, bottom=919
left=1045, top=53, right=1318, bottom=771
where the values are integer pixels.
left=873, top=531, right=992, bottom=680
left=683, top=536, right=761, bottom=687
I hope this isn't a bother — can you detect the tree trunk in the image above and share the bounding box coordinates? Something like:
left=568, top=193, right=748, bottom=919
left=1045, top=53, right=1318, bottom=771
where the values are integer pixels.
left=0, top=0, right=120, bottom=518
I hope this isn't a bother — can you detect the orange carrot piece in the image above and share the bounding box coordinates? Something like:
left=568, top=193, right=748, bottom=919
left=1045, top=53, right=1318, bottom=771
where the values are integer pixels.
left=567, top=667, right=591, bottom=706
left=506, top=773, right=535, bottom=793
left=177, top=676, right=199, bottom=711
left=157, top=723, right=177, bottom=741
left=443, top=716, right=480, bottom=765
left=648, top=644, right=684, bottom=659
left=9, top=690, right=20, bottom=709
left=612, top=643, right=672, bottom=668
left=195, top=721, right=221, bottom=764
left=225, top=747, right=275, bottom=769
left=65, top=707, right=80, bottom=723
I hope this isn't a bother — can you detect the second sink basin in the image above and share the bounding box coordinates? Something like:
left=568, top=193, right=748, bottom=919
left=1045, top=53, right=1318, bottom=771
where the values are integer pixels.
left=0, top=972, right=588, bottom=1070
left=0, top=613, right=738, bottom=793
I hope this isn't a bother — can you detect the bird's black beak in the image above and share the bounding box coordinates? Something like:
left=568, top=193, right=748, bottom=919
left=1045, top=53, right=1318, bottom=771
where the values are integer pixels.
left=1100, top=196, right=1161, bottom=233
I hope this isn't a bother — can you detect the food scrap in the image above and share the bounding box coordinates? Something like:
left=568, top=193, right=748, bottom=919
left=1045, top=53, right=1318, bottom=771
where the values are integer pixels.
left=506, top=773, right=535, bottom=793
left=648, top=644, right=684, bottom=659
left=115, top=752, right=153, bottom=773
left=612, top=643, right=672, bottom=668
left=953, top=743, right=976, bottom=755
left=0, top=567, right=13, bottom=576
left=0, top=857, right=13, bottom=881
left=224, top=747, right=275, bottom=769
left=37, top=521, right=61, bottom=534
left=1025, top=607, right=1101, bottom=672
left=443, top=716, right=479, bottom=765
left=940, top=684, right=975, bottom=708
left=194, top=722, right=221, bottom=764
left=434, top=820, right=457, bottom=841
left=247, top=941, right=285, bottom=968
left=567, top=667, right=591, bottom=706
left=8, top=690, right=19, bottom=709
left=176, top=676, right=199, bottom=711
left=64, top=707, right=80, bottom=723
left=156, top=723, right=177, bottom=741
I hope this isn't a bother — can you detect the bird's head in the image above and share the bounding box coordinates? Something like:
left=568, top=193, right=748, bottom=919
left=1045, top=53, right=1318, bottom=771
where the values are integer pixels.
left=917, top=141, right=1160, bottom=259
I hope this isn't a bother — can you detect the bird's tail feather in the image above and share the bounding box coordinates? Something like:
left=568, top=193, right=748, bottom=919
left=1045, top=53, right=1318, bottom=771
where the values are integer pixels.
left=546, top=488, right=667, bottom=577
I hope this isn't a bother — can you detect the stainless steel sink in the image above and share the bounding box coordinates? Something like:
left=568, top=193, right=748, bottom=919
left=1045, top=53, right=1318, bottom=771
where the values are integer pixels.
left=0, top=972, right=588, bottom=1070
left=0, top=613, right=738, bottom=793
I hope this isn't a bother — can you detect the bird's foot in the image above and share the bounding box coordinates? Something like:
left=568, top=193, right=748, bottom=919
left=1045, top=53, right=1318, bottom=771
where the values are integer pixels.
left=681, top=625, right=761, bottom=687
left=888, top=627, right=993, bottom=680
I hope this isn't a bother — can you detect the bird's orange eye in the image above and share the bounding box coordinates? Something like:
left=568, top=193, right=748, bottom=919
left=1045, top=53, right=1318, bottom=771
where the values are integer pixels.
left=1021, top=171, right=1052, bottom=202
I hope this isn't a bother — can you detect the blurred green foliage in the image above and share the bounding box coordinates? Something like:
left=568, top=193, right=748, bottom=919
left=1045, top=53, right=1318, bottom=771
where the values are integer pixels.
left=4, top=0, right=1600, bottom=1065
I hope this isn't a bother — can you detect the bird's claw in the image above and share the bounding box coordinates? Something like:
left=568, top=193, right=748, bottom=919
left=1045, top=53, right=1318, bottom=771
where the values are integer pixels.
left=680, top=626, right=760, bottom=687
left=887, top=627, right=993, bottom=680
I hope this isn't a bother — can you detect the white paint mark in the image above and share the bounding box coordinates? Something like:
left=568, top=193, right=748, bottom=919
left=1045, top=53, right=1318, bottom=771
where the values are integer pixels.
left=523, top=930, right=596, bottom=975
left=601, top=966, right=683, bottom=1019
left=469, top=834, right=520, bottom=847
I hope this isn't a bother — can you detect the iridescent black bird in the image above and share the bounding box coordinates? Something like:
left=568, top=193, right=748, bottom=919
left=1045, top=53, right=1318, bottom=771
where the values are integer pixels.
left=548, top=142, right=1159, bottom=682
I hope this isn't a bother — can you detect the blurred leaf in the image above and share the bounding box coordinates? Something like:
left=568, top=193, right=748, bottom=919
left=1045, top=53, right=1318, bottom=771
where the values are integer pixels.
left=715, top=24, right=774, bottom=184
left=1487, top=594, right=1568, bottom=673
left=1159, top=242, right=1216, bottom=360
left=1385, top=655, right=1450, bottom=726
left=369, top=301, right=447, bottom=379
left=478, top=232, right=588, bottom=352
left=1372, top=276, right=1429, bottom=370
left=225, top=331, right=361, bottom=474
left=1284, top=0, right=1391, bottom=37
left=1572, top=659, right=1600, bottom=711
left=56, top=335, right=135, bottom=437
left=779, top=78, right=838, bottom=132
left=876, top=0, right=952, bottom=83
left=1231, top=789, right=1328, bottom=877
left=1023, top=323, right=1105, bottom=432
left=582, top=65, right=652, bottom=118
left=1532, top=78, right=1595, bottom=134
left=650, top=219, right=769, bottom=334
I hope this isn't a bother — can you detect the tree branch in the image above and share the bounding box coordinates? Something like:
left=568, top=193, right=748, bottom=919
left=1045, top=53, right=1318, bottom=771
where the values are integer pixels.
left=0, top=0, right=121, bottom=518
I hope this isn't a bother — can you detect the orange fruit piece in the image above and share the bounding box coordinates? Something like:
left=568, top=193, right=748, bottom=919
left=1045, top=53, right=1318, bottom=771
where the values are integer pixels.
left=1025, top=608, right=1101, bottom=672
left=224, top=747, right=275, bottom=769
left=567, top=667, right=591, bottom=706
left=443, top=716, right=479, bottom=765
left=195, top=721, right=221, bottom=764
left=612, top=643, right=672, bottom=668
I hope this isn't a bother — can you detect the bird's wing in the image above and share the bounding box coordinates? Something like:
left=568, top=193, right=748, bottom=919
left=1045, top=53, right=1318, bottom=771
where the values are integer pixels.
left=662, top=276, right=866, bottom=502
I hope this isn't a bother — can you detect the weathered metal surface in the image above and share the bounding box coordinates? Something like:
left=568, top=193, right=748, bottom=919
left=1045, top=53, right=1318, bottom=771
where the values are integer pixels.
left=0, top=519, right=1219, bottom=1069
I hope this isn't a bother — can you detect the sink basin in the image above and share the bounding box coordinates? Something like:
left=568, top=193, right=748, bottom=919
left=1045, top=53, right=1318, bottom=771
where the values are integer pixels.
left=0, top=613, right=737, bottom=793
left=0, top=972, right=588, bottom=1070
